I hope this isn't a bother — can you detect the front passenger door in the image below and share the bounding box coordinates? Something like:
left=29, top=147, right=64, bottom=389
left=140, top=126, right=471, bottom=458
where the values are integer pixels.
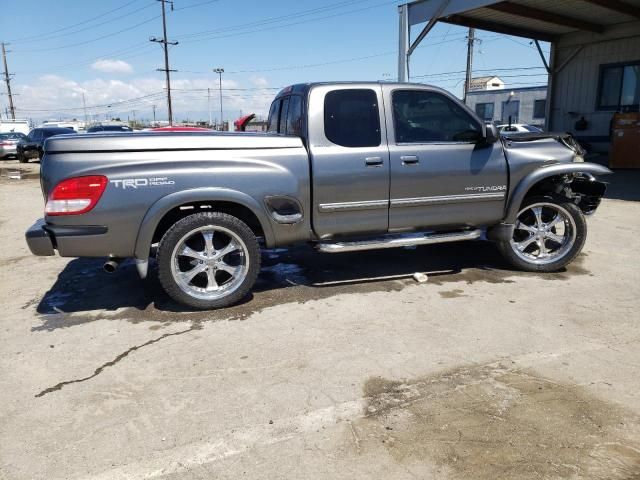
left=385, top=88, right=508, bottom=231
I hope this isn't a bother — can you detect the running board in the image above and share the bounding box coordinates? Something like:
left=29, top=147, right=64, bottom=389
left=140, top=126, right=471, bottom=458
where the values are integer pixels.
left=316, top=229, right=482, bottom=253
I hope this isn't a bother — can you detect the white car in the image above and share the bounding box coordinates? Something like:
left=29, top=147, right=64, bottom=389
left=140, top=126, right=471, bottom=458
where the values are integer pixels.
left=497, top=124, right=543, bottom=135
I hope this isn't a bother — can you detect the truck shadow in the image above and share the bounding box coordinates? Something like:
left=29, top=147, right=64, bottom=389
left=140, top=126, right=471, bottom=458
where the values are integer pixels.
left=32, top=241, right=589, bottom=330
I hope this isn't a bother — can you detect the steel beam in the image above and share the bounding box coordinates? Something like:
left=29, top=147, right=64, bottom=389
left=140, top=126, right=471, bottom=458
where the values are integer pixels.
left=581, top=0, right=640, bottom=20
left=487, top=2, right=605, bottom=33
left=441, top=14, right=557, bottom=42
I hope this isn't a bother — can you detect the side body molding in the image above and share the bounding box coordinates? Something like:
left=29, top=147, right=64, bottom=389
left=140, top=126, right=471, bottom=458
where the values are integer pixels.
left=504, top=162, right=613, bottom=223
left=134, top=187, right=276, bottom=259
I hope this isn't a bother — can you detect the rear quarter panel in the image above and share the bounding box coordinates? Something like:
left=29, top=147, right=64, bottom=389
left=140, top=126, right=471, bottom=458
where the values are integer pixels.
left=41, top=145, right=311, bottom=257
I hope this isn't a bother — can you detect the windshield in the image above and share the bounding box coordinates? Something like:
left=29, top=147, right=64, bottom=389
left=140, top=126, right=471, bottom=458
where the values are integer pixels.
left=43, top=128, right=75, bottom=138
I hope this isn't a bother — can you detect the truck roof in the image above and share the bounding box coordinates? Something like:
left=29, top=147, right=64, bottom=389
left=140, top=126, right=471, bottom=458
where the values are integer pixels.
left=274, top=81, right=449, bottom=100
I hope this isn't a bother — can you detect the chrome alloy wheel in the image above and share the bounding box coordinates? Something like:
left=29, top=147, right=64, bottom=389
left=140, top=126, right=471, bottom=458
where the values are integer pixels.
left=510, top=202, right=577, bottom=265
left=170, top=225, right=249, bottom=301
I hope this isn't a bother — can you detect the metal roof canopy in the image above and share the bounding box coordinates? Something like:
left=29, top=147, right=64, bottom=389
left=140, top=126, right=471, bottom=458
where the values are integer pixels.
left=398, top=0, right=640, bottom=81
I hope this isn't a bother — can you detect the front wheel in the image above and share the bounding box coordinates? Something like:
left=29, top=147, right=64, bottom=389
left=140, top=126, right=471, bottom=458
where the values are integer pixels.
left=497, top=196, right=587, bottom=272
left=157, top=212, right=261, bottom=309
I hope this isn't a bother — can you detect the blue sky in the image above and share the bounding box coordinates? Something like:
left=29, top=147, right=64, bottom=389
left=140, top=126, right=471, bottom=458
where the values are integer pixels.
left=1, top=0, right=550, bottom=123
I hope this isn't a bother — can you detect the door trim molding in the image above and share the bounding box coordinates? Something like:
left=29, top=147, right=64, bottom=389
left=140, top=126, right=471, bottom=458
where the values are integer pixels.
left=391, top=192, right=505, bottom=207
left=318, top=199, right=389, bottom=212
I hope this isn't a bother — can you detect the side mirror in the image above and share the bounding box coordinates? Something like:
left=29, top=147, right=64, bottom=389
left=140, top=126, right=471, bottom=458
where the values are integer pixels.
left=484, top=123, right=499, bottom=144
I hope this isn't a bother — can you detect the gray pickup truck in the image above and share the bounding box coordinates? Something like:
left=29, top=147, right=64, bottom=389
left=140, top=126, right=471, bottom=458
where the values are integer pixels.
left=26, top=82, right=611, bottom=309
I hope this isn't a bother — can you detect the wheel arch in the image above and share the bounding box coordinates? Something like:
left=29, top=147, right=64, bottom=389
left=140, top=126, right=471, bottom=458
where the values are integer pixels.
left=134, top=188, right=275, bottom=259
left=504, top=163, right=612, bottom=224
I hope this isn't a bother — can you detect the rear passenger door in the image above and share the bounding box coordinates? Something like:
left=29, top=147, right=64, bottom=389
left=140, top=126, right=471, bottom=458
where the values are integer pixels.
left=307, top=85, right=390, bottom=238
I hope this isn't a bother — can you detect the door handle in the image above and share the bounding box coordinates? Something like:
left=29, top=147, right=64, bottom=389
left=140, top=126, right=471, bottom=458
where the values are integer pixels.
left=365, top=156, right=383, bottom=167
left=401, top=155, right=419, bottom=165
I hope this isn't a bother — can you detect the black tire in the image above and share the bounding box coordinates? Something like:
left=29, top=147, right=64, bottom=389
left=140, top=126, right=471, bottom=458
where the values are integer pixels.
left=18, top=153, right=28, bottom=163
left=157, top=212, right=261, bottom=309
left=497, top=195, right=587, bottom=272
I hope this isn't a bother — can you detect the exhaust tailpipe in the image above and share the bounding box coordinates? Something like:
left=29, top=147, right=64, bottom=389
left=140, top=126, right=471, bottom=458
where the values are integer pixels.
left=103, top=258, right=122, bottom=273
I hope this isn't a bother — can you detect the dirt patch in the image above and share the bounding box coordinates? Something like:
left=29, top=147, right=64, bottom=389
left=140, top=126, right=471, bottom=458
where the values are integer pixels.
left=438, top=289, right=467, bottom=299
left=0, top=167, right=40, bottom=182
left=355, top=364, right=640, bottom=479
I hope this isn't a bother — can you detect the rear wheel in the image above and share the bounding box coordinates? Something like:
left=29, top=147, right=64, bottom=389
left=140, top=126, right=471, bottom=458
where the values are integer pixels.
left=18, top=153, right=28, bottom=163
left=157, top=212, right=260, bottom=309
left=497, top=196, right=586, bottom=272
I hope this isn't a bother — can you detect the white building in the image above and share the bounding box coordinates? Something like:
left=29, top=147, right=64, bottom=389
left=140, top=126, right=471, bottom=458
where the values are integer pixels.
left=468, top=76, right=505, bottom=92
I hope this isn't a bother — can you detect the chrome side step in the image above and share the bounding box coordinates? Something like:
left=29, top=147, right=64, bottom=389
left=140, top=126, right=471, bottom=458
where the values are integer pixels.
left=316, top=229, right=482, bottom=253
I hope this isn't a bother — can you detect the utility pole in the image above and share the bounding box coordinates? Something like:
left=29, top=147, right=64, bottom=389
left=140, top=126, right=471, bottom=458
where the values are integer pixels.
left=132, top=109, right=137, bottom=127
left=213, top=68, right=224, bottom=130
left=82, top=92, right=88, bottom=126
left=1, top=42, right=16, bottom=120
left=463, top=28, right=476, bottom=104
left=207, top=87, right=212, bottom=127
left=150, top=0, right=178, bottom=125
left=152, top=104, right=157, bottom=124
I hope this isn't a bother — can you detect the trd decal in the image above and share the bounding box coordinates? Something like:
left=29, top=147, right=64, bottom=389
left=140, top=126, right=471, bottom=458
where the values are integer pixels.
left=110, top=177, right=175, bottom=189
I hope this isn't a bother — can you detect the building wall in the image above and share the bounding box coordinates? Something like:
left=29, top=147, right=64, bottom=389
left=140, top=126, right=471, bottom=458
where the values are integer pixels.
left=465, top=87, right=547, bottom=126
left=550, top=22, right=640, bottom=151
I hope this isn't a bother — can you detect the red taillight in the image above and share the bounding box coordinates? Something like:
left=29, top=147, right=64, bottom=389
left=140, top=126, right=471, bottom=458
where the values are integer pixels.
left=45, top=175, right=108, bottom=216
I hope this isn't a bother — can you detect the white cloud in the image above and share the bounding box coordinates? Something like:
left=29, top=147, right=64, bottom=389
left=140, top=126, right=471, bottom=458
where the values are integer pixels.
left=250, top=76, right=269, bottom=88
left=13, top=74, right=274, bottom=123
left=91, top=59, right=133, bottom=74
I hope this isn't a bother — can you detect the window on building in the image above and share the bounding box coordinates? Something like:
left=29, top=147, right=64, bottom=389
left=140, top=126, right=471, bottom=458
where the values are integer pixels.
left=324, top=89, right=381, bottom=147
left=475, top=102, right=495, bottom=121
left=597, top=62, right=640, bottom=110
left=501, top=100, right=520, bottom=123
left=533, top=99, right=546, bottom=119
left=392, top=90, right=482, bottom=143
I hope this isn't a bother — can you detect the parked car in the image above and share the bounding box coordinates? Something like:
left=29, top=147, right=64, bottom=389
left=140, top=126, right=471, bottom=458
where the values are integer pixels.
left=25, top=82, right=611, bottom=309
left=17, top=127, right=75, bottom=163
left=497, top=123, right=543, bottom=136
left=86, top=124, right=133, bottom=133
left=0, top=132, right=28, bottom=159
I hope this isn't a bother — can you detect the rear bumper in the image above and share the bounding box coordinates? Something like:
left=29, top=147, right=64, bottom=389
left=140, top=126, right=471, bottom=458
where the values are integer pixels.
left=0, top=145, right=17, bottom=157
left=25, top=218, right=108, bottom=256
left=25, top=219, right=55, bottom=256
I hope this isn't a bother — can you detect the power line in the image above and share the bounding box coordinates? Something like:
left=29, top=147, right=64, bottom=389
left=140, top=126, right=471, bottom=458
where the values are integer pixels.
left=177, top=0, right=398, bottom=44
left=13, top=15, right=159, bottom=53
left=175, top=0, right=371, bottom=40
left=11, top=2, right=155, bottom=45
left=7, top=0, right=144, bottom=43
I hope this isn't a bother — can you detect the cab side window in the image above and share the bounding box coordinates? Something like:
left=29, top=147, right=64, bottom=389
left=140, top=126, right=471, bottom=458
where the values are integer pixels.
left=285, top=95, right=303, bottom=136
left=392, top=90, right=481, bottom=143
left=324, top=89, right=380, bottom=148
left=267, top=100, right=281, bottom=133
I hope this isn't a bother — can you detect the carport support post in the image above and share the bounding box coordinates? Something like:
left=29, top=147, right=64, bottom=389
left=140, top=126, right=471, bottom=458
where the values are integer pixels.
left=398, top=4, right=409, bottom=82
